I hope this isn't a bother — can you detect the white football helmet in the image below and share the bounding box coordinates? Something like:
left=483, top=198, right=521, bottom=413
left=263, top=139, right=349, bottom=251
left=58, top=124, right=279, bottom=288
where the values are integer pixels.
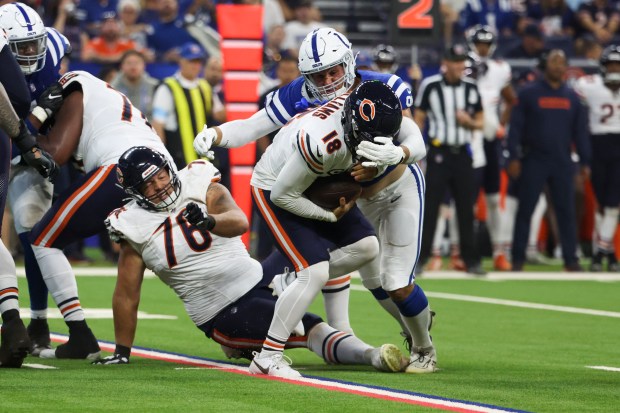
left=298, top=27, right=356, bottom=101
left=0, top=2, right=47, bottom=74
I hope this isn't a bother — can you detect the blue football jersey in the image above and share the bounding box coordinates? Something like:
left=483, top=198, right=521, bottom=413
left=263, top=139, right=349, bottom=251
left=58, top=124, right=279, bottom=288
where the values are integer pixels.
left=263, top=70, right=413, bottom=127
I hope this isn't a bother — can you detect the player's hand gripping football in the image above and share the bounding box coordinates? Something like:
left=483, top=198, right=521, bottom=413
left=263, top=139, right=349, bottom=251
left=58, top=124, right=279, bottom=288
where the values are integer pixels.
left=92, top=354, right=129, bottom=365
left=193, top=125, right=216, bottom=160
left=183, top=202, right=216, bottom=231
left=356, top=136, right=405, bottom=167
left=15, top=122, right=59, bottom=182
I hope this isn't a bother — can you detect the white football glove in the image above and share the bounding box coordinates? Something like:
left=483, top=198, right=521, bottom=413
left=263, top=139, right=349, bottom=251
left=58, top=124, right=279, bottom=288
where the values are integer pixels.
left=193, top=125, right=217, bottom=160
left=356, top=136, right=405, bottom=167
left=269, top=268, right=297, bottom=297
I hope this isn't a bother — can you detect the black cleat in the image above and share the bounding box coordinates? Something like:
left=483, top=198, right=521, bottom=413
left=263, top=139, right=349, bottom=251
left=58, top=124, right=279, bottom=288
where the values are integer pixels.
left=590, top=252, right=604, bottom=272
left=27, top=318, right=51, bottom=356
left=39, top=321, right=100, bottom=360
left=0, top=316, right=31, bottom=368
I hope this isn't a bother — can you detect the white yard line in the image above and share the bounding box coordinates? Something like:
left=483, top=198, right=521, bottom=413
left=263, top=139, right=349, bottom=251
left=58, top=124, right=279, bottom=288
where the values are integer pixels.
left=22, top=363, right=58, bottom=369
left=350, top=285, right=620, bottom=318
left=586, top=366, right=620, bottom=372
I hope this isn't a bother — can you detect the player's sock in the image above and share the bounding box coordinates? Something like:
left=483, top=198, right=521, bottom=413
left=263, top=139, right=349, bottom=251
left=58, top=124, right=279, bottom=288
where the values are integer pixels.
left=261, top=261, right=329, bottom=356
left=485, top=193, right=502, bottom=256
left=321, top=275, right=352, bottom=334
left=368, top=286, right=408, bottom=332
left=596, top=207, right=619, bottom=253
left=0, top=242, right=19, bottom=315
left=31, top=245, right=85, bottom=322
left=307, top=322, right=371, bottom=364
left=395, top=284, right=433, bottom=349
left=19, top=233, right=48, bottom=319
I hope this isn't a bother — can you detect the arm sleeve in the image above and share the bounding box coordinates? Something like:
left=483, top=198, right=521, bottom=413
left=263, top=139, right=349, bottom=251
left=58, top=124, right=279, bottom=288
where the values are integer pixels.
left=397, top=116, right=427, bottom=163
left=217, top=108, right=279, bottom=148
left=270, top=153, right=337, bottom=222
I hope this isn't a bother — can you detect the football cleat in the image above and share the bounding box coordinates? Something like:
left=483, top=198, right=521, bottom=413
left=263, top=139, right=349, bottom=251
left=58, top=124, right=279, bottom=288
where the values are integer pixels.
left=493, top=253, right=512, bottom=271
left=249, top=351, right=301, bottom=379
left=590, top=252, right=604, bottom=272
left=39, top=321, right=100, bottom=360
left=27, top=318, right=51, bottom=356
left=449, top=255, right=466, bottom=271
left=368, top=344, right=404, bottom=372
left=426, top=255, right=443, bottom=271
left=405, top=345, right=437, bottom=374
left=0, top=316, right=31, bottom=368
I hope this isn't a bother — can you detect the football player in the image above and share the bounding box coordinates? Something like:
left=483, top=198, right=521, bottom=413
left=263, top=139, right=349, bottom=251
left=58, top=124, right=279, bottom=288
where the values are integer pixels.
left=0, top=30, right=57, bottom=367
left=574, top=45, right=620, bottom=272
left=247, top=81, right=418, bottom=378
left=194, top=28, right=435, bottom=374
left=466, top=25, right=517, bottom=271
left=26, top=71, right=172, bottom=360
left=95, top=146, right=403, bottom=376
left=0, top=2, right=71, bottom=354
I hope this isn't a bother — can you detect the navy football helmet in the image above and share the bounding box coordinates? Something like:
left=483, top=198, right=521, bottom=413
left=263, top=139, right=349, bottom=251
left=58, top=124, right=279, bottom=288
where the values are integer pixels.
left=466, top=25, right=496, bottom=59
left=372, top=44, right=398, bottom=74
left=116, top=146, right=181, bottom=211
left=600, top=44, right=620, bottom=85
left=342, top=80, right=402, bottom=160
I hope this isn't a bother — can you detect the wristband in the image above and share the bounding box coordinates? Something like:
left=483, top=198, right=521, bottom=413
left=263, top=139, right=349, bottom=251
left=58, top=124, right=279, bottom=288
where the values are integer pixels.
left=31, top=106, right=48, bottom=124
left=115, top=344, right=131, bottom=358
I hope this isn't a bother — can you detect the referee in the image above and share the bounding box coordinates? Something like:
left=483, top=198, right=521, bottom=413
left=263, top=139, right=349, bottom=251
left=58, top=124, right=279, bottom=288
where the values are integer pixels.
left=414, top=44, right=486, bottom=275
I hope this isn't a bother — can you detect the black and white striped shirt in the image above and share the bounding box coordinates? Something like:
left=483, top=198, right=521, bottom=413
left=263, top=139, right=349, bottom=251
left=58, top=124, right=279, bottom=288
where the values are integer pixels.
left=414, top=74, right=483, bottom=146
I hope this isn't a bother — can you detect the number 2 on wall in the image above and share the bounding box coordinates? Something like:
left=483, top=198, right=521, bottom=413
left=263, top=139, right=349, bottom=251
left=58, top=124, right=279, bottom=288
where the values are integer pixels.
left=398, top=0, right=433, bottom=30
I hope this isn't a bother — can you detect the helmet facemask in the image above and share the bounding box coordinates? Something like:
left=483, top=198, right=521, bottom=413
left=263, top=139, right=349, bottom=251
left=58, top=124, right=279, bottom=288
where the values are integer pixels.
left=10, top=33, right=47, bottom=74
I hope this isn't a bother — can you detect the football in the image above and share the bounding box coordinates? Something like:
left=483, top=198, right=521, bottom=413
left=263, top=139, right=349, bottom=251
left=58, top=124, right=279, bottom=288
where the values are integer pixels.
left=304, top=173, right=362, bottom=209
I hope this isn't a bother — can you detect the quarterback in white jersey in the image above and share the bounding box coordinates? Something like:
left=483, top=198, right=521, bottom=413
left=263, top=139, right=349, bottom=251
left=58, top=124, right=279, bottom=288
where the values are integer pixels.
left=25, top=71, right=172, bottom=360
left=95, top=147, right=404, bottom=374
left=573, top=45, right=620, bottom=272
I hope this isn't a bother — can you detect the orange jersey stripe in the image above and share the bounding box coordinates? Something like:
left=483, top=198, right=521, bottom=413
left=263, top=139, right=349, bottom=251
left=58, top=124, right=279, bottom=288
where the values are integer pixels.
left=252, top=187, right=309, bottom=271
left=325, top=275, right=351, bottom=287
left=34, top=165, right=115, bottom=247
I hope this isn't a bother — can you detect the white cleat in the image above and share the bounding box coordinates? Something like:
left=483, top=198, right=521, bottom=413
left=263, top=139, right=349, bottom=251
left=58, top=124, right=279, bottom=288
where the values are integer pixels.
left=405, top=345, right=437, bottom=373
left=248, top=351, right=302, bottom=379
left=369, top=344, right=405, bottom=372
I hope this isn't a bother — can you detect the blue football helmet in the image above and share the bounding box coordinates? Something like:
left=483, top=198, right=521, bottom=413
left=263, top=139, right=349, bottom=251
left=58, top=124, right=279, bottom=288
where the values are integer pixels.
left=466, top=24, right=496, bottom=59
left=342, top=80, right=402, bottom=160
left=600, top=44, right=620, bottom=85
left=116, top=146, right=181, bottom=211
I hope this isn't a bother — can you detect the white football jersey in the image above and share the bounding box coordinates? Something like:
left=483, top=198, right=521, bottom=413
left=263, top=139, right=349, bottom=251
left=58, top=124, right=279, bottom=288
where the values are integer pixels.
left=574, top=74, right=620, bottom=135
left=251, top=92, right=353, bottom=190
left=58, top=71, right=169, bottom=173
left=477, top=59, right=511, bottom=140
left=106, top=161, right=262, bottom=326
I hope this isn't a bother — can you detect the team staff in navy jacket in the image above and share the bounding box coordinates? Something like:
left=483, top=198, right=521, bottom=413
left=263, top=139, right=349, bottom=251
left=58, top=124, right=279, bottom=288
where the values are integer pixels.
left=507, top=49, right=591, bottom=272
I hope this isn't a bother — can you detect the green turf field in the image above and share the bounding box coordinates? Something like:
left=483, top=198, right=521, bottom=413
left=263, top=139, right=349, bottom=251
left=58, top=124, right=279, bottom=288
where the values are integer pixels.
left=6, top=264, right=620, bottom=413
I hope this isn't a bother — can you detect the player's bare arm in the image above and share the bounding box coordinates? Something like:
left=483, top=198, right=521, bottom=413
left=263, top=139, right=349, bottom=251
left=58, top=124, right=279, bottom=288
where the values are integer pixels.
left=36, top=90, right=83, bottom=165
left=113, top=240, right=146, bottom=349
left=413, top=109, right=427, bottom=131
left=204, top=182, right=249, bottom=237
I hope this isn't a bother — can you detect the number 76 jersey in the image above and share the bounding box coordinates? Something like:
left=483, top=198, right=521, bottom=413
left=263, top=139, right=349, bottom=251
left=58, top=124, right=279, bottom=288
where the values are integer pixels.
left=106, top=161, right=262, bottom=326
left=574, top=73, right=620, bottom=135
